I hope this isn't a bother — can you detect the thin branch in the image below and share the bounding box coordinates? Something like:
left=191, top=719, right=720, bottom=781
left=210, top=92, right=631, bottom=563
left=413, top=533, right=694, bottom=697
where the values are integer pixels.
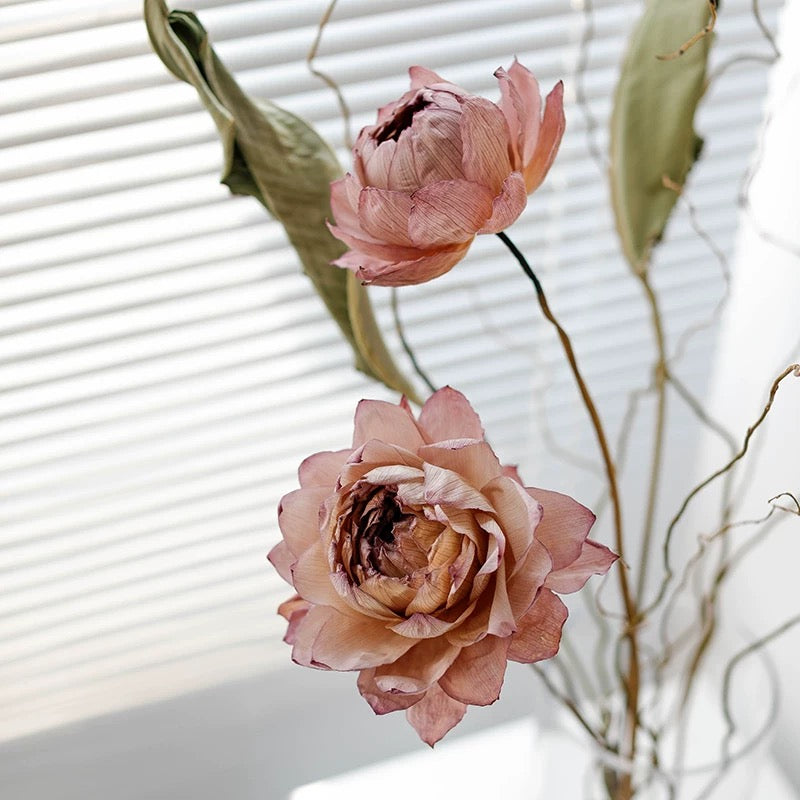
left=656, top=0, right=717, bottom=61
left=752, top=0, right=780, bottom=58
left=307, top=0, right=353, bottom=149
left=644, top=364, right=800, bottom=616
left=389, top=289, right=437, bottom=395
left=497, top=232, right=641, bottom=800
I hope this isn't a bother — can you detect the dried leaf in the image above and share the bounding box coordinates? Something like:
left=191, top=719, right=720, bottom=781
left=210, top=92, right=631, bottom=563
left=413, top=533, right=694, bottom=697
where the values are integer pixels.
left=609, top=0, right=713, bottom=272
left=144, top=0, right=421, bottom=402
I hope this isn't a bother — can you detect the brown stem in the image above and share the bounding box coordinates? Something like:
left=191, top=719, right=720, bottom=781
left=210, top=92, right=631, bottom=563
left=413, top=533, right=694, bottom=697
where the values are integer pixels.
left=497, top=232, right=640, bottom=799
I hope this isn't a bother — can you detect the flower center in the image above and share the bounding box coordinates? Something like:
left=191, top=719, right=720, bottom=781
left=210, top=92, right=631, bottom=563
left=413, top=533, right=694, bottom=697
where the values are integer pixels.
left=373, top=95, right=431, bottom=143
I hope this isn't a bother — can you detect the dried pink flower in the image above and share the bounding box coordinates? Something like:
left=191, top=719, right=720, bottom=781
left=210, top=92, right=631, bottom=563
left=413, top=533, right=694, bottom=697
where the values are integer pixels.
left=328, top=61, right=565, bottom=286
left=269, top=388, right=614, bottom=745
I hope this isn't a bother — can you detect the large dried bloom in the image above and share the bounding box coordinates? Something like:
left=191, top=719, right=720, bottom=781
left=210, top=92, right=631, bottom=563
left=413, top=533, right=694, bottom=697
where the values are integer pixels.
left=269, top=388, right=614, bottom=745
left=328, top=61, right=565, bottom=286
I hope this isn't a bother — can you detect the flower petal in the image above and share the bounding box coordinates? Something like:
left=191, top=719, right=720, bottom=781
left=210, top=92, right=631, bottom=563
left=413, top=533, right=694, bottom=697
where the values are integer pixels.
left=418, top=385, right=485, bottom=442
left=411, top=107, right=465, bottom=184
left=523, top=80, right=565, bottom=193
left=277, top=487, right=329, bottom=557
left=311, top=610, right=416, bottom=670
left=357, top=668, right=424, bottom=714
left=418, top=441, right=503, bottom=492
left=458, top=96, right=513, bottom=192
left=373, top=637, right=461, bottom=693
left=352, top=398, right=426, bottom=451
left=545, top=539, right=618, bottom=594
left=268, top=540, right=295, bottom=584
left=507, top=588, right=568, bottom=663
left=357, top=186, right=414, bottom=246
left=405, top=682, right=467, bottom=746
left=348, top=242, right=473, bottom=287
left=477, top=171, right=528, bottom=234
left=528, top=486, right=596, bottom=572
left=329, top=174, right=364, bottom=237
left=506, top=60, right=543, bottom=166
left=408, top=65, right=448, bottom=89
left=298, top=449, right=350, bottom=489
left=439, top=634, right=510, bottom=706
left=408, top=179, right=494, bottom=247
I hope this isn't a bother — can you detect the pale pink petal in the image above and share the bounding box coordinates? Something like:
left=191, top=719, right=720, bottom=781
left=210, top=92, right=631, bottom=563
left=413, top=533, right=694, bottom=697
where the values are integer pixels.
left=363, top=138, right=396, bottom=188
left=277, top=487, right=329, bottom=557
left=352, top=398, right=426, bottom=450
left=408, top=179, right=494, bottom=247
left=357, top=187, right=414, bottom=246
left=477, top=171, right=528, bottom=234
left=409, top=65, right=448, bottom=89
left=523, top=81, right=565, bottom=193
left=278, top=595, right=311, bottom=645
left=327, top=221, right=423, bottom=262
left=357, top=668, right=424, bottom=714
left=268, top=541, right=295, bottom=584
left=527, top=486, right=596, bottom=572
left=458, top=96, right=513, bottom=192
left=418, top=441, right=503, bottom=491
left=410, top=108, right=465, bottom=183
left=507, top=59, right=543, bottom=166
left=290, top=604, right=336, bottom=669
left=494, top=66, right=523, bottom=168
left=291, top=543, right=357, bottom=615
left=311, top=611, right=415, bottom=670
left=486, top=558, right=516, bottom=638
left=507, top=588, right=568, bottom=663
left=418, top=385, right=485, bottom=441
left=373, top=637, right=461, bottom=693
left=390, top=611, right=455, bottom=638
left=298, top=449, right=350, bottom=489
left=545, top=539, right=617, bottom=594
left=331, top=248, right=392, bottom=279
left=481, top=477, right=542, bottom=566
left=405, top=682, right=467, bottom=746
left=329, top=174, right=364, bottom=237
left=422, top=463, right=494, bottom=512
left=387, top=128, right=421, bottom=192
left=502, top=464, right=524, bottom=484
left=505, top=539, right=552, bottom=618
left=354, top=242, right=473, bottom=287
left=439, top=634, right=510, bottom=706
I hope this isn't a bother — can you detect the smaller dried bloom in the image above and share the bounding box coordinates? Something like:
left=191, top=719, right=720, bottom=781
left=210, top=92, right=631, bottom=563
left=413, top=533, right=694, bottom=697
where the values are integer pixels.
left=328, top=60, right=565, bottom=287
left=269, top=388, right=616, bottom=746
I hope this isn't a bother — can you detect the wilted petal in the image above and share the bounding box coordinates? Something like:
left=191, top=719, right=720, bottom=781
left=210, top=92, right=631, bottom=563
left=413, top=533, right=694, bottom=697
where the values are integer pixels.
left=391, top=611, right=456, bottom=638
left=458, top=96, right=513, bottom=192
left=311, top=611, right=415, bottom=670
left=278, top=487, right=329, bottom=557
left=411, top=108, right=465, bottom=183
left=406, top=682, right=467, bottom=746
left=418, top=441, right=503, bottom=492
left=505, top=539, right=551, bottom=618
left=278, top=595, right=311, bottom=645
left=418, top=385, right=485, bottom=442
left=523, top=80, right=565, bottom=193
left=423, top=463, right=494, bottom=511
left=327, top=221, right=423, bottom=262
left=298, top=449, right=350, bottom=489
left=268, top=540, right=295, bottom=584
left=358, top=668, right=424, bottom=714
left=352, top=398, right=426, bottom=450
left=545, top=539, right=618, bottom=593
left=374, top=637, right=461, bottom=693
left=358, top=187, right=415, bottom=246
left=363, top=138, right=396, bottom=188
left=481, top=477, right=542, bottom=566
left=507, top=588, right=568, bottom=663
left=290, top=604, right=336, bottom=669
left=439, top=634, right=510, bottom=706
left=528, top=486, right=596, bottom=571
left=506, top=59, right=544, bottom=166
left=291, top=543, right=356, bottom=615
left=408, top=179, right=494, bottom=247
left=387, top=128, right=421, bottom=192
left=408, top=65, right=448, bottom=89
left=353, top=242, right=472, bottom=287
left=477, top=171, right=528, bottom=234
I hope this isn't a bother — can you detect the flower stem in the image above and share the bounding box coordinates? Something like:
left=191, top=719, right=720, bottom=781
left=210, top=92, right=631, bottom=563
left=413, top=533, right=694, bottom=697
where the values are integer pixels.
left=497, top=232, right=641, bottom=799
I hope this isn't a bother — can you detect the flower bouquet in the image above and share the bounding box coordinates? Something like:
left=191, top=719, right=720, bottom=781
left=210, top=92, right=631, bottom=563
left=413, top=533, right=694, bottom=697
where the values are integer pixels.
left=145, top=1, right=799, bottom=798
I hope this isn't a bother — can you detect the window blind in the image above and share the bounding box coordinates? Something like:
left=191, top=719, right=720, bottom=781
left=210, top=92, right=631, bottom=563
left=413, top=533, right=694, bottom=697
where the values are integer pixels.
left=0, top=0, right=783, bottom=744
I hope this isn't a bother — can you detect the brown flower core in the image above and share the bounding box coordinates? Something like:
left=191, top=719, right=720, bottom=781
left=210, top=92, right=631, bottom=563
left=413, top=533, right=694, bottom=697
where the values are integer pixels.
left=373, top=95, right=431, bottom=144
left=337, top=482, right=438, bottom=587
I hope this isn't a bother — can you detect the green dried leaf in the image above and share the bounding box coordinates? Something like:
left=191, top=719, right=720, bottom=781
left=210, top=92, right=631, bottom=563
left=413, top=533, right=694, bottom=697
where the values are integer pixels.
left=610, top=0, right=713, bottom=272
left=144, top=0, right=421, bottom=403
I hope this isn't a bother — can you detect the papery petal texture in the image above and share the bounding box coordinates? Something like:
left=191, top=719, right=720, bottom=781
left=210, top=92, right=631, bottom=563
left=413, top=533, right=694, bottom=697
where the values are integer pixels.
left=268, top=387, right=616, bottom=745
left=328, top=62, right=565, bottom=286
